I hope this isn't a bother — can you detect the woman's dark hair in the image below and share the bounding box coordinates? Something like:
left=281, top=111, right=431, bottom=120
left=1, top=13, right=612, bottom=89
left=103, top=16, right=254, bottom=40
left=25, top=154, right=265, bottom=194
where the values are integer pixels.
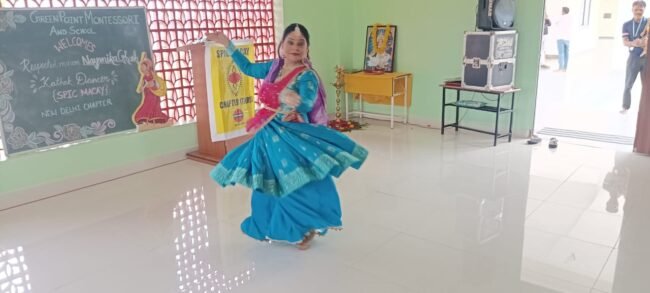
left=278, top=23, right=310, bottom=56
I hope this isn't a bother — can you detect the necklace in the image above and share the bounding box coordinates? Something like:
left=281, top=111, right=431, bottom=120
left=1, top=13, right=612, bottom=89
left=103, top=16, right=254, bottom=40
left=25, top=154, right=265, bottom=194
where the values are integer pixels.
left=279, top=63, right=301, bottom=78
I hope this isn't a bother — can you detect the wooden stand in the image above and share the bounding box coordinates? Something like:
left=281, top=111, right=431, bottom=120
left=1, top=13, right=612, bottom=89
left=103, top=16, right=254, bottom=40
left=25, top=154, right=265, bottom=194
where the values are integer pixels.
left=180, top=43, right=251, bottom=165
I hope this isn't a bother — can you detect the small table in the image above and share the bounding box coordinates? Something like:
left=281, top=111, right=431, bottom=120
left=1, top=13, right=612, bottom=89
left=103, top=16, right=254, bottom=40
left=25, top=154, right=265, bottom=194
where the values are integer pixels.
left=344, top=72, right=412, bottom=128
left=441, top=84, right=520, bottom=146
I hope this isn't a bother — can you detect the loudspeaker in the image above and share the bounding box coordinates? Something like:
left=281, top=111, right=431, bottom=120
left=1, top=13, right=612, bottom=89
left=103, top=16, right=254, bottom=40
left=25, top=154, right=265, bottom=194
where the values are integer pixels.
left=477, top=0, right=515, bottom=31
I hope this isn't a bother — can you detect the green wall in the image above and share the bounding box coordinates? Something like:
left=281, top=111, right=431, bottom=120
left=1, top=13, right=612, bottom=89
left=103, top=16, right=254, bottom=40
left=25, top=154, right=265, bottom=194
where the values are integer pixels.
left=0, top=124, right=197, bottom=194
left=284, top=0, right=544, bottom=133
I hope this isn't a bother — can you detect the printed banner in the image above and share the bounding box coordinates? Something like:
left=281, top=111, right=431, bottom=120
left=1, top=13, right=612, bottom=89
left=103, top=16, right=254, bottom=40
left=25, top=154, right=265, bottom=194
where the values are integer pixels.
left=205, top=40, right=255, bottom=142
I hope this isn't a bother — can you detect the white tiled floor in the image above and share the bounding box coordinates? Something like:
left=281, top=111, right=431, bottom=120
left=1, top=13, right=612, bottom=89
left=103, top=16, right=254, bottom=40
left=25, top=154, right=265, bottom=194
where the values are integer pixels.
left=1, top=123, right=649, bottom=293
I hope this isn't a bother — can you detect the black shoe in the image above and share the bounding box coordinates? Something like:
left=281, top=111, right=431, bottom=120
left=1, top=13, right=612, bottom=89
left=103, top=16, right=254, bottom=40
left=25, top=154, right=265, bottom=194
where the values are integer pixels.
left=527, top=135, right=542, bottom=145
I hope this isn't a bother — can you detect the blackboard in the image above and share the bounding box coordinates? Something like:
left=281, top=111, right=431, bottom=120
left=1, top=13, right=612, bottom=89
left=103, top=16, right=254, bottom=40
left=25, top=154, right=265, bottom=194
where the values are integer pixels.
left=0, top=8, right=152, bottom=155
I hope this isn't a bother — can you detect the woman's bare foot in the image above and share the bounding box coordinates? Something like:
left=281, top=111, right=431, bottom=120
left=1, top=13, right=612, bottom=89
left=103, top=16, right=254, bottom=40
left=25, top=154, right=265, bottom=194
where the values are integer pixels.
left=296, top=231, right=316, bottom=250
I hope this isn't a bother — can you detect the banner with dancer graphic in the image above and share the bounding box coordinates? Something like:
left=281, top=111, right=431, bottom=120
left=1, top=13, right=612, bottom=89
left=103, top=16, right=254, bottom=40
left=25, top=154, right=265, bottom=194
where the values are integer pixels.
left=204, top=40, right=255, bottom=142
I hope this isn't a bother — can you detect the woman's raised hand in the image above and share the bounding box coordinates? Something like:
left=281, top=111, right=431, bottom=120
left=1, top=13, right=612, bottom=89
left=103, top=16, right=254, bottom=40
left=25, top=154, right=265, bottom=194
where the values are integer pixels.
left=205, top=32, right=231, bottom=47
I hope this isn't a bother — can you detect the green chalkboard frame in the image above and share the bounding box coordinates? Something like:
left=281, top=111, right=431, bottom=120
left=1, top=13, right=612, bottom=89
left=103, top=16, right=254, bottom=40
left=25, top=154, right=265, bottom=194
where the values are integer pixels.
left=0, top=7, right=155, bottom=157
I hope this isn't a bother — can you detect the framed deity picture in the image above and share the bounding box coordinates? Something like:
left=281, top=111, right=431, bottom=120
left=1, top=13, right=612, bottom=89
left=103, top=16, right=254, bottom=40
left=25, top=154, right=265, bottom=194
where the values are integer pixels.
left=364, top=24, right=397, bottom=73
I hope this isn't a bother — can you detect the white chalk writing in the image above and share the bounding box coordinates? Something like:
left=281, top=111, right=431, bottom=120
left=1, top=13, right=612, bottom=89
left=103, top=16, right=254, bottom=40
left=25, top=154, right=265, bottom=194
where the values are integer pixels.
left=81, top=50, right=138, bottom=70
left=20, top=58, right=81, bottom=74
left=58, top=98, right=114, bottom=116
left=52, top=85, right=110, bottom=103
left=53, top=37, right=96, bottom=53
left=29, top=10, right=140, bottom=25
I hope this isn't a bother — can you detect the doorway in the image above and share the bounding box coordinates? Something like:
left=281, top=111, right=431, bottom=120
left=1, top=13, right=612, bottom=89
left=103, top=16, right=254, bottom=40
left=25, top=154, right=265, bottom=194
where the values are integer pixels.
left=535, top=0, right=640, bottom=150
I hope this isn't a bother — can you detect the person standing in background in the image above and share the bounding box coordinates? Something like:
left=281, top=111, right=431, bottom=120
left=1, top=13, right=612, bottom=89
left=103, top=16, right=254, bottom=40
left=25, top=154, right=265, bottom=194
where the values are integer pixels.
left=555, top=7, right=572, bottom=72
left=621, top=1, right=647, bottom=114
left=541, top=12, right=551, bottom=69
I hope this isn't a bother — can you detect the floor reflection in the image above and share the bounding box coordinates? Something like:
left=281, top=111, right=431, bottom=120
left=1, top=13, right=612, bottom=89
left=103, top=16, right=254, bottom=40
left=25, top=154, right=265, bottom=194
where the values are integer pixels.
left=606, top=153, right=650, bottom=293
left=0, top=246, right=31, bottom=293
left=174, top=187, right=254, bottom=293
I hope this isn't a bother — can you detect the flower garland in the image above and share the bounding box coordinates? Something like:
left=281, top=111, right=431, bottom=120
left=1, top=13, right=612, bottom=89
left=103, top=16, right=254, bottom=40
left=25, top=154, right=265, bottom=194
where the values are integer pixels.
left=371, top=23, right=392, bottom=54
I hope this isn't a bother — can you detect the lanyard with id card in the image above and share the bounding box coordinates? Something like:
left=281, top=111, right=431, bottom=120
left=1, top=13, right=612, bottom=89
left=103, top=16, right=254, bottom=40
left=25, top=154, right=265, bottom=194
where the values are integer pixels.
left=631, top=17, right=646, bottom=52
